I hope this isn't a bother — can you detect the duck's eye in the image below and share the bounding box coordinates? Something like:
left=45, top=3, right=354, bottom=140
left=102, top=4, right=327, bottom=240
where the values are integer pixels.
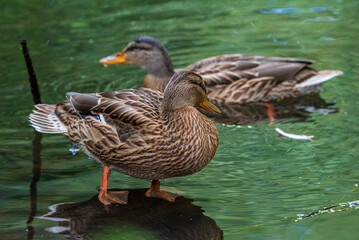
left=188, top=79, right=199, bottom=85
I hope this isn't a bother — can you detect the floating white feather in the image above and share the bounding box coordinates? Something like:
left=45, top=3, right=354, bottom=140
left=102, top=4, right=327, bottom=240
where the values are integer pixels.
left=275, top=128, right=314, bottom=141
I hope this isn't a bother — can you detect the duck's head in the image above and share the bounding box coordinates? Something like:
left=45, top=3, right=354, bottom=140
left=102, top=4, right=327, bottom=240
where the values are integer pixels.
left=162, top=71, right=221, bottom=114
left=99, top=36, right=174, bottom=77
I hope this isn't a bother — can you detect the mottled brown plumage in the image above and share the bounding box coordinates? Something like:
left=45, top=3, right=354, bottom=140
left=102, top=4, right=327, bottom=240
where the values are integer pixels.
left=99, top=36, right=342, bottom=104
left=29, top=71, right=220, bottom=205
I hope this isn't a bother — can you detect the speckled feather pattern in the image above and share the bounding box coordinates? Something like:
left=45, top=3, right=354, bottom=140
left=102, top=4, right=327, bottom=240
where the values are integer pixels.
left=30, top=86, right=219, bottom=180
left=186, top=54, right=321, bottom=102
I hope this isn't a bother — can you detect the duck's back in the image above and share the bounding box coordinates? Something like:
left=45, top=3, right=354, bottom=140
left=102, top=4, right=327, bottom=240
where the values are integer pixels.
left=186, top=54, right=342, bottom=103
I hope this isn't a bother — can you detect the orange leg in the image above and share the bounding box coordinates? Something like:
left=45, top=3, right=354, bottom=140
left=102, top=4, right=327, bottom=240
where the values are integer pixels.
left=145, top=180, right=177, bottom=202
left=98, top=165, right=128, bottom=205
left=264, top=103, right=275, bottom=125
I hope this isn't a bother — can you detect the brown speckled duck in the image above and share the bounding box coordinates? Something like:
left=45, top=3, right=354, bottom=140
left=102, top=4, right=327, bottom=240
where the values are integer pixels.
left=99, top=36, right=342, bottom=105
left=29, top=71, right=220, bottom=205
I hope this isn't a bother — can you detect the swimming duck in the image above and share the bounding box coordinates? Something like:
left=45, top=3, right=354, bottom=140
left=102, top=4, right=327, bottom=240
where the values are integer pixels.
left=29, top=71, right=220, bottom=205
left=99, top=36, right=342, bottom=105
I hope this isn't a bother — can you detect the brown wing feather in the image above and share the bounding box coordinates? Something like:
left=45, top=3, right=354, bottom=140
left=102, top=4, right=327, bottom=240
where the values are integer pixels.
left=73, top=88, right=164, bottom=162
left=185, top=54, right=319, bottom=103
left=187, top=54, right=259, bottom=86
left=208, top=77, right=277, bottom=104
left=186, top=54, right=315, bottom=87
left=78, top=117, right=121, bottom=154
left=91, top=88, right=163, bottom=130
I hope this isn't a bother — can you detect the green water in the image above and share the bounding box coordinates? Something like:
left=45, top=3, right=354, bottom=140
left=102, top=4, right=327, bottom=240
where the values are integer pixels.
left=1, top=0, right=358, bottom=239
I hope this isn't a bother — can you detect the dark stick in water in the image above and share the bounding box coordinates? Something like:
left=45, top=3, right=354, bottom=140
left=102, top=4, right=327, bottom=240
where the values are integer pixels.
left=21, top=39, right=42, bottom=105
left=21, top=39, right=42, bottom=240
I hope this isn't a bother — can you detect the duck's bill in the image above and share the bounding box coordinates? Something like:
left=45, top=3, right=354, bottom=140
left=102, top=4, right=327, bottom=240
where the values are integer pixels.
left=99, top=52, right=129, bottom=65
left=199, top=99, right=221, bottom=114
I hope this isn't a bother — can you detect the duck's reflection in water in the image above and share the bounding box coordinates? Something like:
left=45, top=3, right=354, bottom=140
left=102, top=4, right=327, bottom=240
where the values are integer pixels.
left=208, top=94, right=339, bottom=125
left=40, top=189, right=223, bottom=240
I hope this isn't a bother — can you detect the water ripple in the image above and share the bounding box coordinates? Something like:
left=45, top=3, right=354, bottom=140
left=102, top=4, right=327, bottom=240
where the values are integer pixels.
left=260, top=7, right=298, bottom=15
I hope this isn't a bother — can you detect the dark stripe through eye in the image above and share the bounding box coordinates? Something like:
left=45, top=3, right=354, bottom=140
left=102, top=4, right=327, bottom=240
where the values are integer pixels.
left=188, top=79, right=206, bottom=93
left=126, top=45, right=152, bottom=52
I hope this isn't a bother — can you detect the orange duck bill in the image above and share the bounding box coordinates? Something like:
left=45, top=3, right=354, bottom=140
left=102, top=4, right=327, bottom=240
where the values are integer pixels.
left=99, top=51, right=129, bottom=65
left=199, top=98, right=221, bottom=114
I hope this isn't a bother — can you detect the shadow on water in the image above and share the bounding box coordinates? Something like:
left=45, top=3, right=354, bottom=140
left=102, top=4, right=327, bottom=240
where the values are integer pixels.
left=208, top=94, right=339, bottom=125
left=39, top=189, right=223, bottom=240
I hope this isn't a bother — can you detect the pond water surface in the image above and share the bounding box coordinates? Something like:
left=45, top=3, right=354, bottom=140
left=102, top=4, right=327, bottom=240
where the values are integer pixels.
left=1, top=0, right=359, bottom=239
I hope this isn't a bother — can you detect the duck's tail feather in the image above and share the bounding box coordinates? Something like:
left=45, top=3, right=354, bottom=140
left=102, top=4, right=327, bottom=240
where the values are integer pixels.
left=29, top=104, right=68, bottom=134
left=296, top=70, right=343, bottom=88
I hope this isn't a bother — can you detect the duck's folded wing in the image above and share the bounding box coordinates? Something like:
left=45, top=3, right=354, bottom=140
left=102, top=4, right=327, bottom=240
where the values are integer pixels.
left=90, top=88, right=163, bottom=130
left=186, top=54, right=259, bottom=86
left=186, top=54, right=315, bottom=87
left=78, top=116, right=151, bottom=158
left=67, top=88, right=163, bottom=157
left=78, top=117, right=124, bottom=154
left=207, top=76, right=277, bottom=104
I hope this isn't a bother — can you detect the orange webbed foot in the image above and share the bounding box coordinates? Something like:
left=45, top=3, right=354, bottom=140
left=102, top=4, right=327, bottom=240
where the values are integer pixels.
left=98, top=188, right=129, bottom=205
left=145, top=180, right=178, bottom=202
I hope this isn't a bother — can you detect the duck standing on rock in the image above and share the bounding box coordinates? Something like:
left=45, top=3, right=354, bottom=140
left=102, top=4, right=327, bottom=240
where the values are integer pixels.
left=29, top=71, right=220, bottom=205
left=99, top=36, right=342, bottom=121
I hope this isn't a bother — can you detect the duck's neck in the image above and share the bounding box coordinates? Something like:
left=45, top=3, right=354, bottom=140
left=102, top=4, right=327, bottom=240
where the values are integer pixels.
left=144, top=74, right=172, bottom=92
left=161, top=107, right=199, bottom=132
left=160, top=107, right=219, bottom=166
left=142, top=55, right=175, bottom=92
